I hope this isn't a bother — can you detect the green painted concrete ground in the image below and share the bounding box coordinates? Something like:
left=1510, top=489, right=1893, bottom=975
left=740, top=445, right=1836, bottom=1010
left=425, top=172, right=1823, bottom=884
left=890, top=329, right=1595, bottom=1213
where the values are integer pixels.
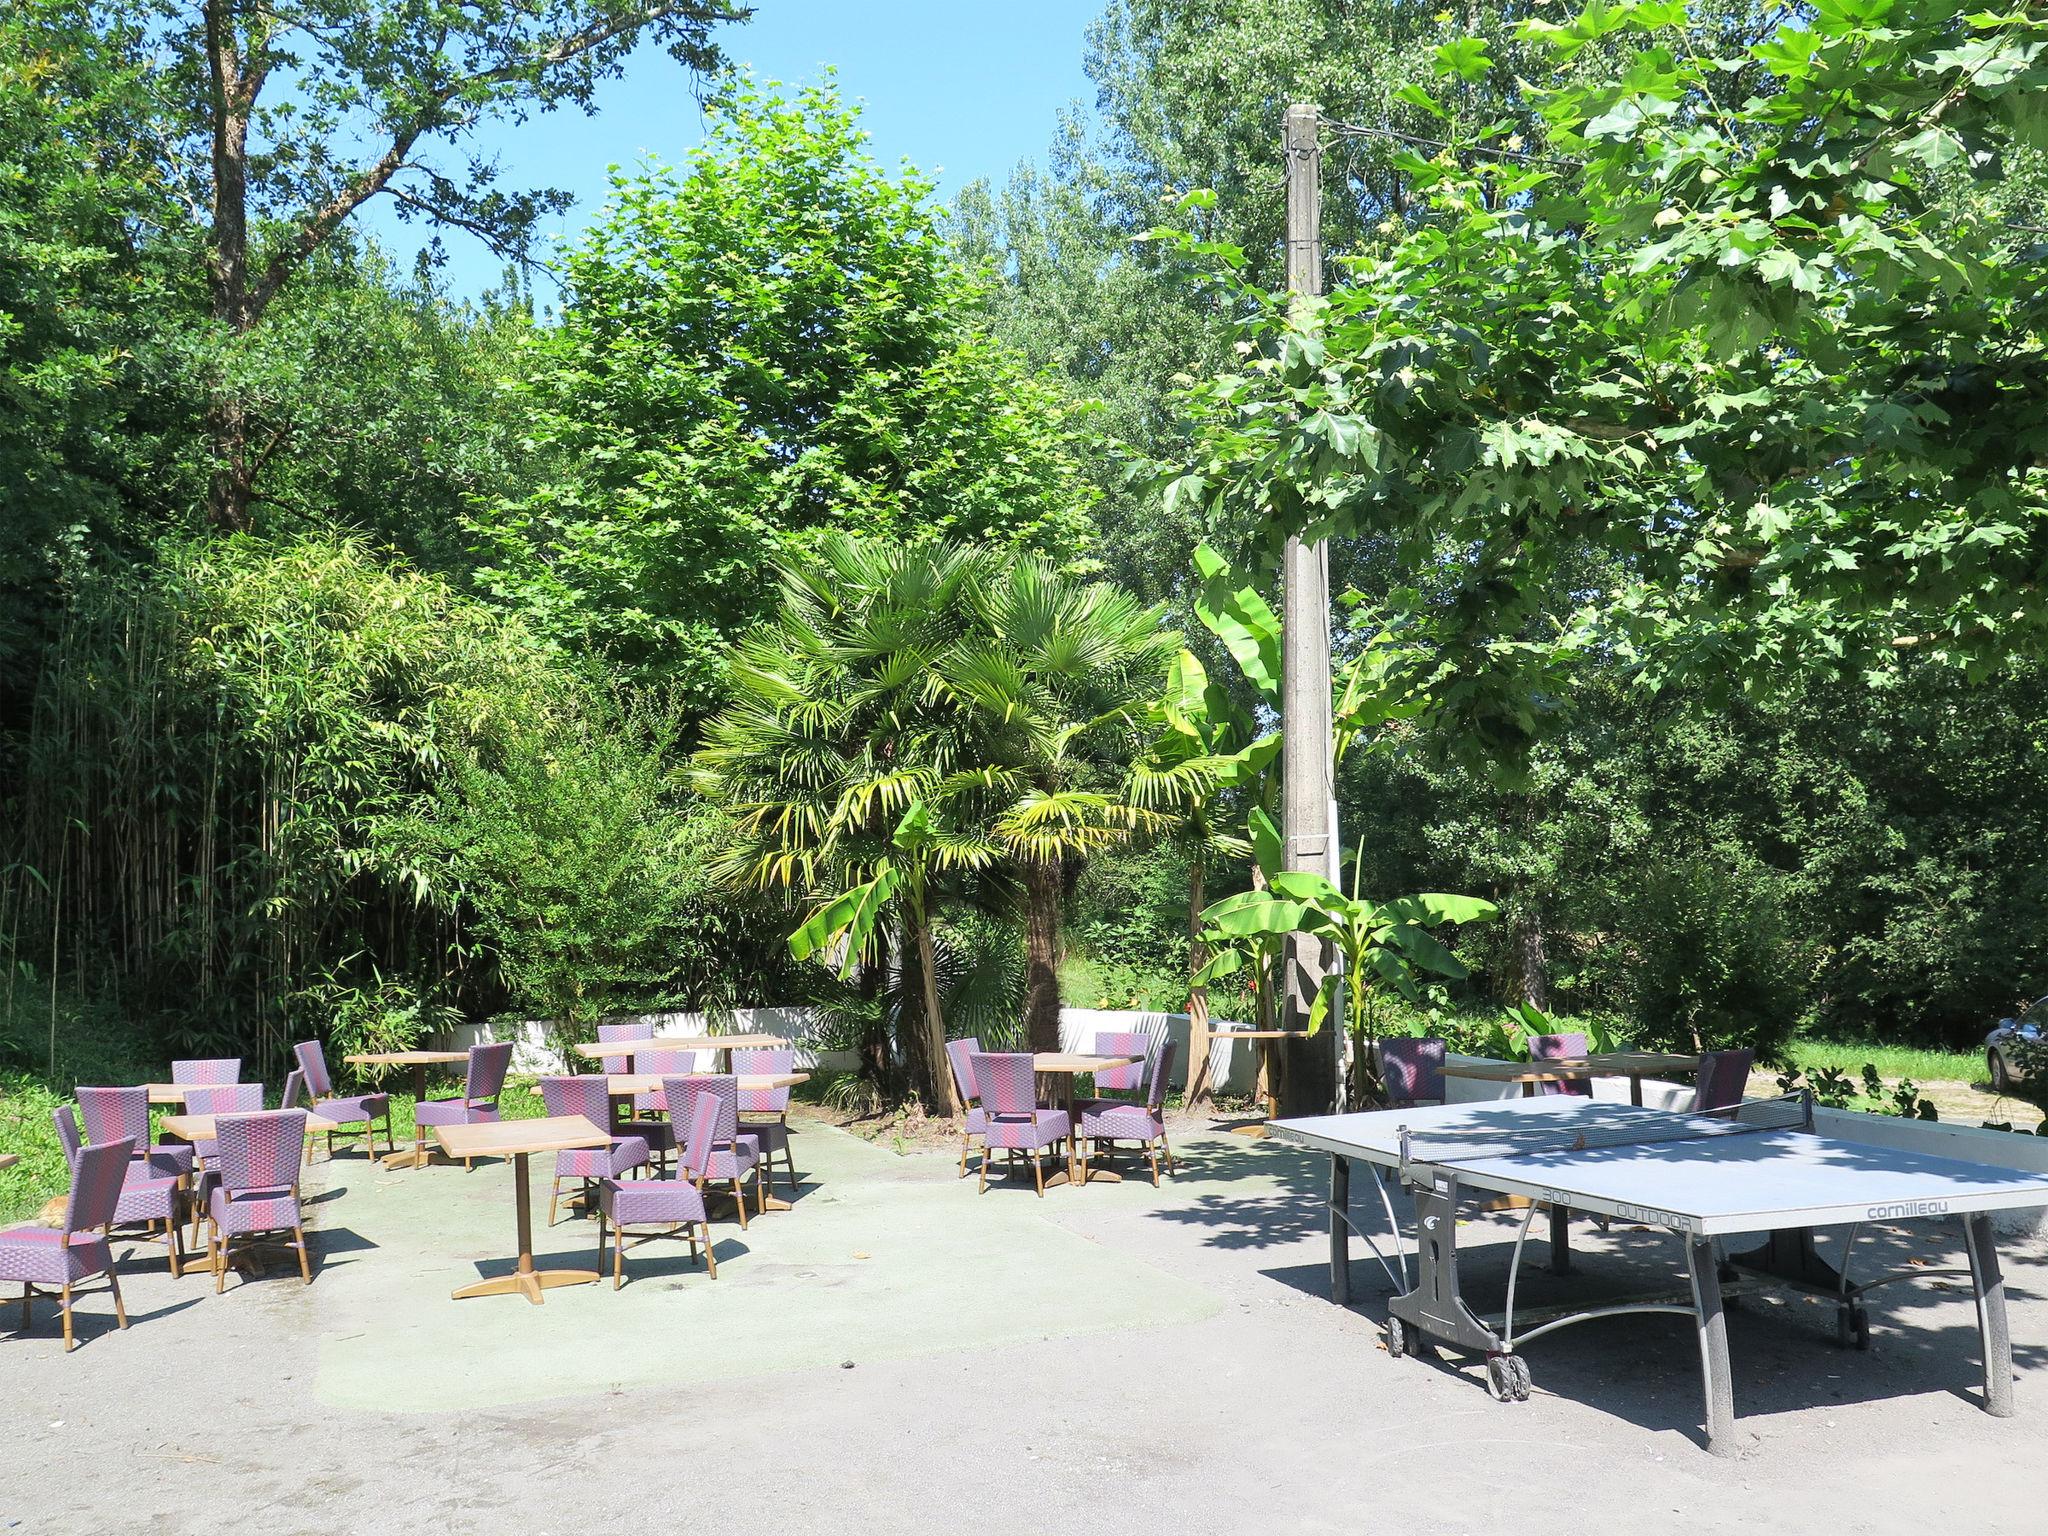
left=308, top=1121, right=1221, bottom=1412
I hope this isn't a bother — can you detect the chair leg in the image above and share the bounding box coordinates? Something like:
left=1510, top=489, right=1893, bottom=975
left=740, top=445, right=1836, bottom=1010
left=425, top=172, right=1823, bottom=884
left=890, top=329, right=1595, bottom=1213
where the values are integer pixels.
left=701, top=1222, right=717, bottom=1278
left=60, top=1283, right=73, bottom=1351
left=978, top=1142, right=990, bottom=1193
left=108, top=1267, right=128, bottom=1330
left=163, top=1217, right=182, bottom=1279
left=1160, top=1128, right=1175, bottom=1172
left=19, top=1283, right=31, bottom=1330
left=613, top=1218, right=625, bottom=1290
left=294, top=1224, right=312, bottom=1285
left=548, top=1179, right=560, bottom=1227
left=1149, top=1142, right=1161, bottom=1187
left=1032, top=1146, right=1045, bottom=1197
left=730, top=1177, right=749, bottom=1229
left=214, top=1225, right=227, bottom=1294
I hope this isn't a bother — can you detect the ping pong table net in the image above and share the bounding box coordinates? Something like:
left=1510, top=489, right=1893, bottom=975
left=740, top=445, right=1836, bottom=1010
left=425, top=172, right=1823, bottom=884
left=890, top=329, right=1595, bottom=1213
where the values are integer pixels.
left=1396, top=1091, right=1815, bottom=1171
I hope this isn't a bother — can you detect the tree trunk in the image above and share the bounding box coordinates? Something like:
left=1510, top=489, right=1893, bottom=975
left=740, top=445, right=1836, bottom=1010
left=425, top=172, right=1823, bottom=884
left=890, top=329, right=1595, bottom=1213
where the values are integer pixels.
left=1021, top=858, right=1063, bottom=1054
left=1184, top=851, right=1213, bottom=1108
left=910, top=906, right=960, bottom=1115
left=855, top=957, right=892, bottom=1099
left=204, top=0, right=261, bottom=531
left=1513, top=899, right=1549, bottom=1012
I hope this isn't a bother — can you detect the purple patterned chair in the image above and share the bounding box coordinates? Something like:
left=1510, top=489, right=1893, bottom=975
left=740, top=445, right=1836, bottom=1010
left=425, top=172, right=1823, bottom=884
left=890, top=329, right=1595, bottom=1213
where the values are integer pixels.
left=1381, top=1037, right=1447, bottom=1108
left=75, top=1086, right=193, bottom=1181
left=596, top=1020, right=654, bottom=1074
left=616, top=1047, right=700, bottom=1169
left=171, top=1058, right=241, bottom=1086
left=1691, top=1048, right=1754, bottom=1117
left=662, top=1076, right=762, bottom=1227
left=1077, top=1030, right=1154, bottom=1116
left=540, top=1076, right=649, bottom=1225
left=54, top=1106, right=184, bottom=1278
left=1530, top=1031, right=1592, bottom=1097
left=293, top=1039, right=393, bottom=1163
left=945, top=1036, right=987, bottom=1180
left=411, top=1040, right=513, bottom=1171
left=1079, top=1039, right=1178, bottom=1186
left=205, top=1109, right=312, bottom=1292
left=599, top=1092, right=721, bottom=1289
left=971, top=1052, right=1070, bottom=1197
left=0, top=1138, right=133, bottom=1350
left=183, top=1083, right=265, bottom=1246
left=733, top=1046, right=799, bottom=1195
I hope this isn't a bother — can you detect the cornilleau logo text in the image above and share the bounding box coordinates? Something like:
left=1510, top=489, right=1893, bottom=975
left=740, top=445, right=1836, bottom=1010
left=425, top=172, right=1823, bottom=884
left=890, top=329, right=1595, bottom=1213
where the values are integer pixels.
left=1866, top=1199, right=1949, bottom=1219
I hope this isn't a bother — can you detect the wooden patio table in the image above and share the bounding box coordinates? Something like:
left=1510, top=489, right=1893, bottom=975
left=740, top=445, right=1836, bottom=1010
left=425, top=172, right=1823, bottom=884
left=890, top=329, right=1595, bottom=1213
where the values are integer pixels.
left=344, top=1050, right=473, bottom=1169
left=162, top=1109, right=341, bottom=1143
left=434, top=1115, right=611, bottom=1304
left=1440, top=1050, right=1700, bottom=1106
left=1031, top=1053, right=1140, bottom=1188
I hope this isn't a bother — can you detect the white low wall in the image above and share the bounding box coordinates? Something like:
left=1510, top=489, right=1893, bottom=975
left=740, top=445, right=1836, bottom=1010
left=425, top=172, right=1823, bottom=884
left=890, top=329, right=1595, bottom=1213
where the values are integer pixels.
left=441, top=1005, right=1261, bottom=1094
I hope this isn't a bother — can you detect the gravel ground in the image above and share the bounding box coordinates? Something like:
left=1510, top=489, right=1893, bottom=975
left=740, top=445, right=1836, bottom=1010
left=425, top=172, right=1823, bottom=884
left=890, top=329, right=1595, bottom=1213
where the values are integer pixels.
left=2, top=1122, right=2045, bottom=1534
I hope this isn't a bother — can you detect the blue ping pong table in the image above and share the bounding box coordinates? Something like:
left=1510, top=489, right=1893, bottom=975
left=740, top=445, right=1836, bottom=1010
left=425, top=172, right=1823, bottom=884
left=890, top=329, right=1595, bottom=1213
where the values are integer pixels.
left=1271, top=1092, right=2048, bottom=1453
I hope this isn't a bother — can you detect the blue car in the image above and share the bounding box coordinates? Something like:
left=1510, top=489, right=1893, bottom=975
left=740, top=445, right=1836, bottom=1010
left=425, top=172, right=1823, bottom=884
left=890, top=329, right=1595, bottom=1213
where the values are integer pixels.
left=1986, top=996, right=2048, bottom=1092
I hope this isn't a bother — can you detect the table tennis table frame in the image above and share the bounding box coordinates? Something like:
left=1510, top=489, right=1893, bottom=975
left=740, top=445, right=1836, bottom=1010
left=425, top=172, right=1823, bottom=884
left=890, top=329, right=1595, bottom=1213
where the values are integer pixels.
left=1281, top=1095, right=2017, bottom=1455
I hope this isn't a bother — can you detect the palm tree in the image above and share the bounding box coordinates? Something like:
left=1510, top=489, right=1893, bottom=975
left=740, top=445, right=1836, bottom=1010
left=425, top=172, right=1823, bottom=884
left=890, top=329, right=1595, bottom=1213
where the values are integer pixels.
left=697, top=536, right=1177, bottom=1097
left=694, top=537, right=999, bottom=1112
left=934, top=556, right=1178, bottom=1052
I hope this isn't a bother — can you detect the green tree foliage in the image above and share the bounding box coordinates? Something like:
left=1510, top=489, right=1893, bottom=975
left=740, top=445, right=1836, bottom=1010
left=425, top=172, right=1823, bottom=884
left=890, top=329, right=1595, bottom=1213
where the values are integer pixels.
left=104, top=0, right=739, bottom=528
left=0, top=6, right=198, bottom=679
left=1166, top=2, right=2048, bottom=717
left=473, top=77, right=1104, bottom=712
left=0, top=535, right=759, bottom=1075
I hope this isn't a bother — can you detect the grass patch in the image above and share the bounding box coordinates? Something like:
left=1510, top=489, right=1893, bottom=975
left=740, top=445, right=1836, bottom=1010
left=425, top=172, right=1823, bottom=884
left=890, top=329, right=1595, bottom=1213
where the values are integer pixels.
left=1782, top=1038, right=1984, bottom=1084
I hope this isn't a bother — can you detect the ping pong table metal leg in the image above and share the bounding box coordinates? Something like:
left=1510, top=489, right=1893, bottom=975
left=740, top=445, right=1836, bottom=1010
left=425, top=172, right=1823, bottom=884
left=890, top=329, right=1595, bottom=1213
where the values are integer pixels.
left=1961, top=1212, right=2014, bottom=1419
left=1548, top=1204, right=1571, bottom=1275
left=1330, top=1152, right=1351, bottom=1305
left=1684, top=1236, right=1739, bottom=1456
left=1388, top=1175, right=1503, bottom=1360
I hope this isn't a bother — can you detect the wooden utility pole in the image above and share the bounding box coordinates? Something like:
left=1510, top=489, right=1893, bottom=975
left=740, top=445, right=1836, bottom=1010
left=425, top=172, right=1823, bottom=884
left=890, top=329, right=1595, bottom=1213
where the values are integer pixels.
left=1278, top=103, right=1342, bottom=1115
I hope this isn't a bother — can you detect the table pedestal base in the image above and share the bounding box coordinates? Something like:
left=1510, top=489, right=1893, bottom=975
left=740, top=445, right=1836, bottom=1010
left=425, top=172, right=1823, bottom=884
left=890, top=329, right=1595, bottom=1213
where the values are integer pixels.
left=453, top=1268, right=598, bottom=1305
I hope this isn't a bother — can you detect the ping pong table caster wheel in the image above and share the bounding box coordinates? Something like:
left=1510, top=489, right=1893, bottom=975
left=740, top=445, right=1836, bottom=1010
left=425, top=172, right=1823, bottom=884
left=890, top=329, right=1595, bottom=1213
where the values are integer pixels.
left=1485, top=1354, right=1530, bottom=1402
left=1385, top=1317, right=1408, bottom=1359
left=1836, top=1306, right=1871, bottom=1351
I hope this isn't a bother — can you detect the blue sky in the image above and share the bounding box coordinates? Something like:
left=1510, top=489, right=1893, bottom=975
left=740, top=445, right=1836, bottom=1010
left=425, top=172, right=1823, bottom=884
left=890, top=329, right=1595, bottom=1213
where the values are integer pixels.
left=358, top=1, right=1106, bottom=298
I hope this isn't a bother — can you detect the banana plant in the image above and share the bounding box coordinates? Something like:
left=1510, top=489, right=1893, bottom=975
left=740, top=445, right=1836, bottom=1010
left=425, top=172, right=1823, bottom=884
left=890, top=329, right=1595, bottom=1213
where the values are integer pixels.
left=1197, top=813, right=1497, bottom=1104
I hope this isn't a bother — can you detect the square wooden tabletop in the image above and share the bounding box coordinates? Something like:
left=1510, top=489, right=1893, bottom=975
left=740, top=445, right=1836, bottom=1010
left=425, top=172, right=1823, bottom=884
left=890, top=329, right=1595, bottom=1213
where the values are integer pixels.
left=343, top=1050, right=471, bottom=1066
left=569, top=1034, right=788, bottom=1060
left=432, top=1114, right=610, bottom=1159
left=163, top=1109, right=340, bottom=1141
left=1032, top=1053, right=1139, bottom=1074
